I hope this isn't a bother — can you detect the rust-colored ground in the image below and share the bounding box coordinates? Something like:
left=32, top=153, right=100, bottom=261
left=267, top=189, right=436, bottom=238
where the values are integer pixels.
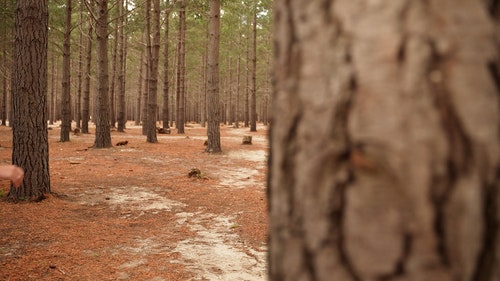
left=0, top=122, right=268, bottom=281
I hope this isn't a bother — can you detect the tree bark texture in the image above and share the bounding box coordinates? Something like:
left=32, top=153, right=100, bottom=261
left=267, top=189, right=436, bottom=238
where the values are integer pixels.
left=119, top=0, right=128, bottom=130
left=234, top=53, right=240, bottom=129
left=146, top=0, right=160, bottom=143
left=244, top=30, right=249, bottom=127
left=117, top=0, right=126, bottom=132
left=109, top=11, right=119, bottom=128
left=201, top=50, right=207, bottom=128
left=206, top=0, right=221, bottom=153
left=141, top=33, right=149, bottom=135
left=250, top=0, right=257, bottom=132
left=176, top=0, right=186, bottom=134
left=49, top=52, right=55, bottom=124
left=269, top=1, right=500, bottom=281
left=93, top=0, right=112, bottom=148
left=135, top=45, right=144, bottom=126
left=162, top=6, right=170, bottom=129
left=60, top=0, right=72, bottom=142
left=10, top=0, right=50, bottom=200
left=1, top=49, right=8, bottom=126
left=81, top=0, right=93, bottom=134
left=76, top=0, right=84, bottom=129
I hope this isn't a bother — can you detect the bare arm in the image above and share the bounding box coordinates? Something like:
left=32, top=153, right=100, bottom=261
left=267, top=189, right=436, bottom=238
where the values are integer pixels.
left=0, top=165, right=24, bottom=188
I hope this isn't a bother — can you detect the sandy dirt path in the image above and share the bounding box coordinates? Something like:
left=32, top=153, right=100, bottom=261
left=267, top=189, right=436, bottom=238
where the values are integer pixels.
left=0, top=123, right=269, bottom=281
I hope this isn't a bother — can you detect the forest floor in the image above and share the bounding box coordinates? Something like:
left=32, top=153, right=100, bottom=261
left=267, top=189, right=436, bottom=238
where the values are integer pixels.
left=0, top=122, right=269, bottom=281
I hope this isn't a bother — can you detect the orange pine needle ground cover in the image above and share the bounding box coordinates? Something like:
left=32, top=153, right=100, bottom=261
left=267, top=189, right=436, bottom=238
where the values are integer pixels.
left=0, top=123, right=268, bottom=281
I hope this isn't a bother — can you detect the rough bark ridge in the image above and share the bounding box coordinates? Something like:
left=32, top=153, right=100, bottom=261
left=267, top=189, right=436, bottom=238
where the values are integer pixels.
left=11, top=0, right=50, bottom=200
left=269, top=1, right=500, bottom=281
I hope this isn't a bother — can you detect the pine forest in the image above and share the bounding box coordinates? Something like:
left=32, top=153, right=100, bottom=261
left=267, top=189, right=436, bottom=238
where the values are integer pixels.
left=0, top=0, right=272, bottom=135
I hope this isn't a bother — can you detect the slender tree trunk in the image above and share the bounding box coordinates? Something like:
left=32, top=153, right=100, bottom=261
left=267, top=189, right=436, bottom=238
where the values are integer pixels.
left=249, top=0, right=257, bottom=132
left=60, top=0, right=72, bottom=142
left=263, top=49, right=271, bottom=125
left=206, top=0, right=221, bottom=153
left=176, top=0, right=186, bottom=134
left=93, top=0, right=112, bottom=148
left=228, top=57, right=233, bottom=125
left=162, top=6, right=171, bottom=129
left=135, top=45, right=144, bottom=126
left=117, top=0, right=126, bottom=132
left=170, top=43, right=179, bottom=127
left=170, top=46, right=176, bottom=128
left=244, top=26, right=249, bottom=128
left=269, top=1, right=500, bottom=281
left=200, top=38, right=208, bottom=128
left=49, top=52, right=55, bottom=125
left=75, top=0, right=85, bottom=129
left=235, top=32, right=241, bottom=129
left=0, top=0, right=10, bottom=126
left=109, top=11, right=118, bottom=128
left=10, top=0, right=50, bottom=201
left=145, top=0, right=160, bottom=143
left=82, top=0, right=94, bottom=134
left=141, top=33, right=149, bottom=135
left=1, top=50, right=7, bottom=126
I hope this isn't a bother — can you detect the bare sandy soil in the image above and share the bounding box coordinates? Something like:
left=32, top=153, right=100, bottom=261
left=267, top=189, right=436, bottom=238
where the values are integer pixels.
left=0, top=122, right=269, bottom=281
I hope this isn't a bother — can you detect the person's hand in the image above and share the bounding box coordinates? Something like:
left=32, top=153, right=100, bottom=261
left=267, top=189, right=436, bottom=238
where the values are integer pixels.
left=0, top=165, right=24, bottom=188
left=10, top=166, right=24, bottom=188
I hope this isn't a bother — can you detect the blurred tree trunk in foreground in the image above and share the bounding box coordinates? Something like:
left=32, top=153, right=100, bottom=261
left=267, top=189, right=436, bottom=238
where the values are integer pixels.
left=269, top=1, right=500, bottom=281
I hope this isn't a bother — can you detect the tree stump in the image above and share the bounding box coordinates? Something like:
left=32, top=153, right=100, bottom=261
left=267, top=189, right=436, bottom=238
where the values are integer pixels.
left=242, top=135, right=252, bottom=145
left=188, top=168, right=201, bottom=178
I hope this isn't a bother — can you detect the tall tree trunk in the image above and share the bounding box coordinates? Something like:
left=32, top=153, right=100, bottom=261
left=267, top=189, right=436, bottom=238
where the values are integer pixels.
left=176, top=0, right=186, bottom=134
left=76, top=0, right=84, bottom=129
left=249, top=0, right=257, bottom=132
left=145, top=0, right=160, bottom=143
left=82, top=0, right=94, bottom=134
left=93, top=0, right=112, bottom=148
left=141, top=33, right=149, bottom=135
left=135, top=45, right=144, bottom=126
left=170, top=45, right=176, bottom=128
left=269, top=1, right=500, bottom=281
left=1, top=50, right=7, bottom=126
left=244, top=25, right=249, bottom=128
left=10, top=0, right=50, bottom=201
left=200, top=37, right=208, bottom=128
left=263, top=48, right=270, bottom=125
left=116, top=0, right=126, bottom=132
left=49, top=52, right=55, bottom=125
left=206, top=0, right=221, bottom=153
left=228, top=57, right=233, bottom=125
left=109, top=12, right=118, bottom=129
left=235, top=30, right=241, bottom=129
left=60, top=0, right=72, bottom=142
left=162, top=5, right=171, bottom=129
left=0, top=0, right=11, bottom=126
